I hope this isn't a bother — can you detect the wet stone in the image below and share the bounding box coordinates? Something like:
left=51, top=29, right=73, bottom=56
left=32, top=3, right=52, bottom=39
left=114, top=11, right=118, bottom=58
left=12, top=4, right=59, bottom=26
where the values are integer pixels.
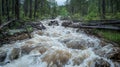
left=21, top=45, right=34, bottom=54
left=0, top=49, right=7, bottom=62
left=9, top=48, right=20, bottom=60
left=66, top=40, right=88, bottom=50
left=114, top=62, right=120, bottom=67
left=106, top=47, right=120, bottom=62
left=95, top=58, right=110, bottom=67
left=36, top=30, right=44, bottom=35
left=42, top=49, right=71, bottom=67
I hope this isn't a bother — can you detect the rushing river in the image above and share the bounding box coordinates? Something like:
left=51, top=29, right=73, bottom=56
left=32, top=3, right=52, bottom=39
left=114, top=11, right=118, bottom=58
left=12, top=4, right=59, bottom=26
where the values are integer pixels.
left=0, top=17, right=119, bottom=67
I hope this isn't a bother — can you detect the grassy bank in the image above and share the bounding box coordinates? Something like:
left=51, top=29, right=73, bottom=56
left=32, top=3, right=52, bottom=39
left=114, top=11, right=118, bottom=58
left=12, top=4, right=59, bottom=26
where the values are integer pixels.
left=93, top=29, right=120, bottom=45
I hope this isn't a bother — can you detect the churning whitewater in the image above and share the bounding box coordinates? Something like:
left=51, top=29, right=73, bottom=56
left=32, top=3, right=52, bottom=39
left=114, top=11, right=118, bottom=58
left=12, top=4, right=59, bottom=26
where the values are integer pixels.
left=0, top=17, right=119, bottom=67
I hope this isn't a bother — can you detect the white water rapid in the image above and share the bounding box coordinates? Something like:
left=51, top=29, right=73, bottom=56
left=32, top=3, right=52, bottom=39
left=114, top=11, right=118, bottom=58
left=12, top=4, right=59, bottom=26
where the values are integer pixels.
left=0, top=17, right=119, bottom=67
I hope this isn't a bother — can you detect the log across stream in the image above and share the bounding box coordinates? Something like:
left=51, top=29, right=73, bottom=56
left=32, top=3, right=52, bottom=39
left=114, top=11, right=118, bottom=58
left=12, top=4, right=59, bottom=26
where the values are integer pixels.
left=0, top=18, right=120, bottom=67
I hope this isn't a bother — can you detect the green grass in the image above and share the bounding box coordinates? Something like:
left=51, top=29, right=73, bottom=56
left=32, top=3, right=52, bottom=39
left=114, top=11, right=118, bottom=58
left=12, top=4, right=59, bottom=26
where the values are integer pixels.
left=94, top=30, right=120, bottom=45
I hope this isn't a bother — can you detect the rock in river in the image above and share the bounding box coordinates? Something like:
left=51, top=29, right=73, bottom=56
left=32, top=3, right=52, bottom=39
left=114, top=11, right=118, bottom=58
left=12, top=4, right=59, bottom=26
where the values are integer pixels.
left=9, top=48, right=20, bottom=61
left=0, top=49, right=7, bottom=62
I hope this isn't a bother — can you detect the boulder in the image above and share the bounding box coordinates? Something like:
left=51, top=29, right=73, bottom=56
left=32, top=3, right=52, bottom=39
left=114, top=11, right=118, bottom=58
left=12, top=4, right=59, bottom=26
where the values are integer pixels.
left=9, top=48, right=20, bottom=60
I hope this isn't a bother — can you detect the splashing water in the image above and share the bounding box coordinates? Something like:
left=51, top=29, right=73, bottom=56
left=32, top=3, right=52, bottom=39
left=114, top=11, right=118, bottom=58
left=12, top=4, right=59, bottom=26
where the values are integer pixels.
left=0, top=18, right=119, bottom=67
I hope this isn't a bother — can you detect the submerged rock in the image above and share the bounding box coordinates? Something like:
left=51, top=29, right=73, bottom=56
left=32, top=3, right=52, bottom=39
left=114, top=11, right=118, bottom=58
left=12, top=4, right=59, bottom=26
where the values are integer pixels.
left=106, top=47, right=120, bottom=62
left=65, top=39, right=96, bottom=50
left=95, top=45, right=120, bottom=62
left=0, top=49, right=7, bottom=62
left=95, top=58, right=110, bottom=67
left=72, top=53, right=90, bottom=65
left=9, top=48, right=20, bottom=60
left=21, top=42, right=50, bottom=55
left=42, top=49, right=71, bottom=67
left=35, top=30, right=44, bottom=35
left=66, top=40, right=87, bottom=50
left=114, top=62, right=120, bottom=67
left=21, top=45, right=34, bottom=54
left=30, top=43, right=49, bottom=54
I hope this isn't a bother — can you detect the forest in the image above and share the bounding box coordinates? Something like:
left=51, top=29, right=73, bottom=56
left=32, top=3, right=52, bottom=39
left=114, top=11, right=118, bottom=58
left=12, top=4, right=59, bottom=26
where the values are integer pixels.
left=0, top=0, right=120, bottom=67
left=66, top=0, right=120, bottom=20
left=0, top=0, right=120, bottom=22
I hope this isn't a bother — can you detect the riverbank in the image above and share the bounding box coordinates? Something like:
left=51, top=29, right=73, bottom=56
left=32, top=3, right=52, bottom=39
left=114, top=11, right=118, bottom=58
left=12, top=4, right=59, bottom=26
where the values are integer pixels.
left=83, top=29, right=120, bottom=46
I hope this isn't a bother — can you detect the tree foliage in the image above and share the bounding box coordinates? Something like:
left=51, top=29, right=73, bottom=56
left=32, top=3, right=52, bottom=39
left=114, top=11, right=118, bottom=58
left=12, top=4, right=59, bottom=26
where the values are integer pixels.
left=0, top=0, right=58, bottom=23
left=66, top=0, right=120, bottom=20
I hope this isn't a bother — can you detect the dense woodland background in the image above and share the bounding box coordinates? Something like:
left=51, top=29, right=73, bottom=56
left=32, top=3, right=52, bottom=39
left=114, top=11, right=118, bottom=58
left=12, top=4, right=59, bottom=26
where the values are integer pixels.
left=0, top=0, right=120, bottom=23
left=0, top=0, right=58, bottom=23
left=66, top=0, right=120, bottom=20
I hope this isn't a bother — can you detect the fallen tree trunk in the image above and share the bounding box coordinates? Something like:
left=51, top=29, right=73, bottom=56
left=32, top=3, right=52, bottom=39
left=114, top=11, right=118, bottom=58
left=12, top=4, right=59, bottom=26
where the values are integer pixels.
left=87, top=19, right=120, bottom=23
left=79, top=25, right=120, bottom=31
left=100, top=21, right=120, bottom=25
left=85, top=20, right=120, bottom=26
left=62, top=21, right=120, bottom=31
